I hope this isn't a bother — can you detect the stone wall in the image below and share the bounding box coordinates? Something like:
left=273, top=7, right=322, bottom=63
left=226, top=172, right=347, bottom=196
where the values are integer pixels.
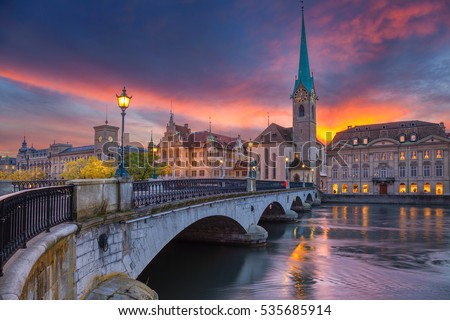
left=69, top=178, right=133, bottom=220
left=0, top=224, right=78, bottom=300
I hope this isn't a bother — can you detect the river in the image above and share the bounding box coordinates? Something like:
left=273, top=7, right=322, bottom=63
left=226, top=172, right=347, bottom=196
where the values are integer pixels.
left=137, top=204, right=450, bottom=299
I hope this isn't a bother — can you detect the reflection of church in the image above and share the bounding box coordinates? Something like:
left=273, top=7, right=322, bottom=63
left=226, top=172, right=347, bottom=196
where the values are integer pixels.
left=251, top=5, right=326, bottom=187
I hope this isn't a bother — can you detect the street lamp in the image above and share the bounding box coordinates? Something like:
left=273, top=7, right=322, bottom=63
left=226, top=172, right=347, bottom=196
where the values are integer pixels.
left=152, top=146, right=158, bottom=179
left=115, top=86, right=132, bottom=178
left=247, top=140, right=253, bottom=178
left=285, top=156, right=289, bottom=180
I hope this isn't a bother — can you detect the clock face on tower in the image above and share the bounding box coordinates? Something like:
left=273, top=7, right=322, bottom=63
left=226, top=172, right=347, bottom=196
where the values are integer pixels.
left=108, top=136, right=114, bottom=142
left=98, top=136, right=103, bottom=142
left=294, top=87, right=308, bottom=102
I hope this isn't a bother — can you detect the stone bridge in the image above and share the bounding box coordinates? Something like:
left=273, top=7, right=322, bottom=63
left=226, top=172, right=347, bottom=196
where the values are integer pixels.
left=0, top=178, right=319, bottom=299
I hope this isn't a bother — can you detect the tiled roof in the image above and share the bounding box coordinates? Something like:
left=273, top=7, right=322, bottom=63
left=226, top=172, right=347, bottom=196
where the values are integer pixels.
left=330, top=120, right=448, bottom=145
left=58, top=145, right=95, bottom=154
left=255, top=123, right=293, bottom=143
left=184, top=131, right=238, bottom=149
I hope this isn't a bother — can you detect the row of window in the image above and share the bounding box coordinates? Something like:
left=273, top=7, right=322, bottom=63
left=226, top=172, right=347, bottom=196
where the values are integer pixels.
left=340, top=149, right=443, bottom=164
left=332, top=182, right=444, bottom=195
left=332, top=164, right=444, bottom=179
left=351, top=133, right=418, bottom=146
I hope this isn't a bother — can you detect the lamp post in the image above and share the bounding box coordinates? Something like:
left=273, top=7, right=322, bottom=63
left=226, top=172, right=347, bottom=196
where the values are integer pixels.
left=152, top=146, right=158, bottom=179
left=247, top=140, right=253, bottom=178
left=285, top=156, right=289, bottom=185
left=115, top=86, right=132, bottom=178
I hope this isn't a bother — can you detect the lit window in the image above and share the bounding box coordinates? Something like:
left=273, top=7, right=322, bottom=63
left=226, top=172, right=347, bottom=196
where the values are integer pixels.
left=436, top=183, right=443, bottom=195
left=399, top=183, right=406, bottom=193
left=374, top=153, right=380, bottom=161
left=353, top=138, right=359, bottom=146
left=399, top=135, right=406, bottom=143
left=362, top=184, right=369, bottom=193
left=353, top=184, right=359, bottom=193
left=424, top=182, right=431, bottom=193
left=410, top=134, right=417, bottom=142
left=332, top=184, right=338, bottom=194
left=436, top=149, right=443, bottom=159
left=399, top=152, right=405, bottom=160
left=381, top=152, right=387, bottom=161
left=411, top=151, right=417, bottom=160
left=424, top=150, right=430, bottom=159
left=363, top=137, right=369, bottom=145
left=410, top=183, right=418, bottom=193
left=342, top=184, right=348, bottom=193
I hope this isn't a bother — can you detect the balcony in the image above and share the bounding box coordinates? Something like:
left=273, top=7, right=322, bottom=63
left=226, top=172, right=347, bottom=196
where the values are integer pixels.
left=372, top=177, right=395, bottom=184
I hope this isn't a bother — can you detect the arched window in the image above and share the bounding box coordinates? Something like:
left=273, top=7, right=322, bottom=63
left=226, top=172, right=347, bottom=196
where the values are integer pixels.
left=423, top=182, right=431, bottom=193
left=362, top=184, right=369, bottom=193
left=342, top=184, right=348, bottom=193
left=436, top=183, right=443, bottom=195
left=299, top=105, right=305, bottom=117
left=399, top=183, right=406, bottom=193
left=353, top=184, right=359, bottom=193
left=410, top=182, right=417, bottom=193
left=332, top=184, right=338, bottom=194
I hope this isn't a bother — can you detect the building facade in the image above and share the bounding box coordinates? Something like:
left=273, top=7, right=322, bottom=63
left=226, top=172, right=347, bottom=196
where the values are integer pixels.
left=16, top=122, right=119, bottom=179
left=0, top=156, right=16, bottom=173
left=326, top=120, right=450, bottom=195
left=158, top=112, right=246, bottom=179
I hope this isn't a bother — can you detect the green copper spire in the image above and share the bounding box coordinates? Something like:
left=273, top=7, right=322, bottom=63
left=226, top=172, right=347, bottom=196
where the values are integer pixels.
left=293, top=3, right=314, bottom=95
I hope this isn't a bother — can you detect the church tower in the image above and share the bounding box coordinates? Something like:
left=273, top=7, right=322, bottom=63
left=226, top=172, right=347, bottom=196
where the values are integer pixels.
left=291, top=3, right=317, bottom=162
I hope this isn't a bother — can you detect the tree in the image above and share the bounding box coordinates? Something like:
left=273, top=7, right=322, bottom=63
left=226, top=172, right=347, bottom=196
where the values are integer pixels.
left=60, top=157, right=115, bottom=179
left=4, top=168, right=46, bottom=180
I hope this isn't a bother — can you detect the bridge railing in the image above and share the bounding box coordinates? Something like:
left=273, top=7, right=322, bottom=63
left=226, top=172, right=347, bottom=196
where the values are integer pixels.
left=12, top=180, right=68, bottom=192
left=133, top=179, right=248, bottom=208
left=290, top=182, right=314, bottom=188
left=255, top=180, right=285, bottom=190
left=0, top=185, right=75, bottom=276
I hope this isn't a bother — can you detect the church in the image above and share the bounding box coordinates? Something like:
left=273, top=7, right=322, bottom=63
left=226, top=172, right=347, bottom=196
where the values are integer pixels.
left=251, top=5, right=326, bottom=189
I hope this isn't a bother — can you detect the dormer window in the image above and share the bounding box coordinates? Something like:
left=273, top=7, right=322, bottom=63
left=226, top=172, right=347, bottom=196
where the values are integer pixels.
left=363, top=137, right=369, bottom=145
left=399, top=134, right=406, bottom=143
left=352, top=137, right=359, bottom=146
left=410, top=133, right=417, bottom=142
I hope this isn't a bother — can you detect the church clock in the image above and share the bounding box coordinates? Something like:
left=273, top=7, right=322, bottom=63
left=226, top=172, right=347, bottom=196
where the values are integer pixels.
left=294, top=87, right=308, bottom=102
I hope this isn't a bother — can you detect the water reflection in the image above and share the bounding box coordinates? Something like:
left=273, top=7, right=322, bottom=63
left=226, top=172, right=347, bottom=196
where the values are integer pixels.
left=139, top=204, right=450, bottom=299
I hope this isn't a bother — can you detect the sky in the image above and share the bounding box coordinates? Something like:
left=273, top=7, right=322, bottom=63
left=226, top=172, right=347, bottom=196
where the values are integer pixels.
left=1, top=0, right=450, bottom=156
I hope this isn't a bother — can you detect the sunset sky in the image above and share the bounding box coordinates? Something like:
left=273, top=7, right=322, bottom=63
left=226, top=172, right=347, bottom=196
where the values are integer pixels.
left=1, top=0, right=450, bottom=156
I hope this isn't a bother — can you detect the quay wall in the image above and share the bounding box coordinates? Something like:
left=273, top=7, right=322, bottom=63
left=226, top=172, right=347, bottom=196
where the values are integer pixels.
left=322, top=194, right=450, bottom=205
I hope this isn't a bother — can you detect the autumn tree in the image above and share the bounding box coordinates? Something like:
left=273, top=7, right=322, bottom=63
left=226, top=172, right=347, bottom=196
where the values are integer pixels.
left=60, top=157, right=115, bottom=179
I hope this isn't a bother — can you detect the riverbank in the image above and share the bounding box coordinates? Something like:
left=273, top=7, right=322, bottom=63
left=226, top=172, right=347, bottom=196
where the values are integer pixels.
left=322, top=193, right=450, bottom=205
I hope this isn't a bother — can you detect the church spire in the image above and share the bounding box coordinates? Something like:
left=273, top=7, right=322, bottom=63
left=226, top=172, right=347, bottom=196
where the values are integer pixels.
left=294, top=1, right=314, bottom=94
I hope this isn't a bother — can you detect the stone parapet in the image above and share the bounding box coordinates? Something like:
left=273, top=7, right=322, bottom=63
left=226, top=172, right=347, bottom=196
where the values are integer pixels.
left=68, top=178, right=133, bottom=220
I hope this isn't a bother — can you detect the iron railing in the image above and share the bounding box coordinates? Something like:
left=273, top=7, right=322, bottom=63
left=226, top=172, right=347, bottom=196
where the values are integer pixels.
left=0, top=185, right=75, bottom=276
left=256, top=180, right=285, bottom=190
left=290, top=182, right=314, bottom=188
left=12, top=180, right=67, bottom=192
left=133, top=179, right=248, bottom=207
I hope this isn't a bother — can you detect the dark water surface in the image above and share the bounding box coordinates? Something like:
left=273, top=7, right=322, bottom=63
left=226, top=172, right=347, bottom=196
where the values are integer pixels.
left=138, top=204, right=450, bottom=299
